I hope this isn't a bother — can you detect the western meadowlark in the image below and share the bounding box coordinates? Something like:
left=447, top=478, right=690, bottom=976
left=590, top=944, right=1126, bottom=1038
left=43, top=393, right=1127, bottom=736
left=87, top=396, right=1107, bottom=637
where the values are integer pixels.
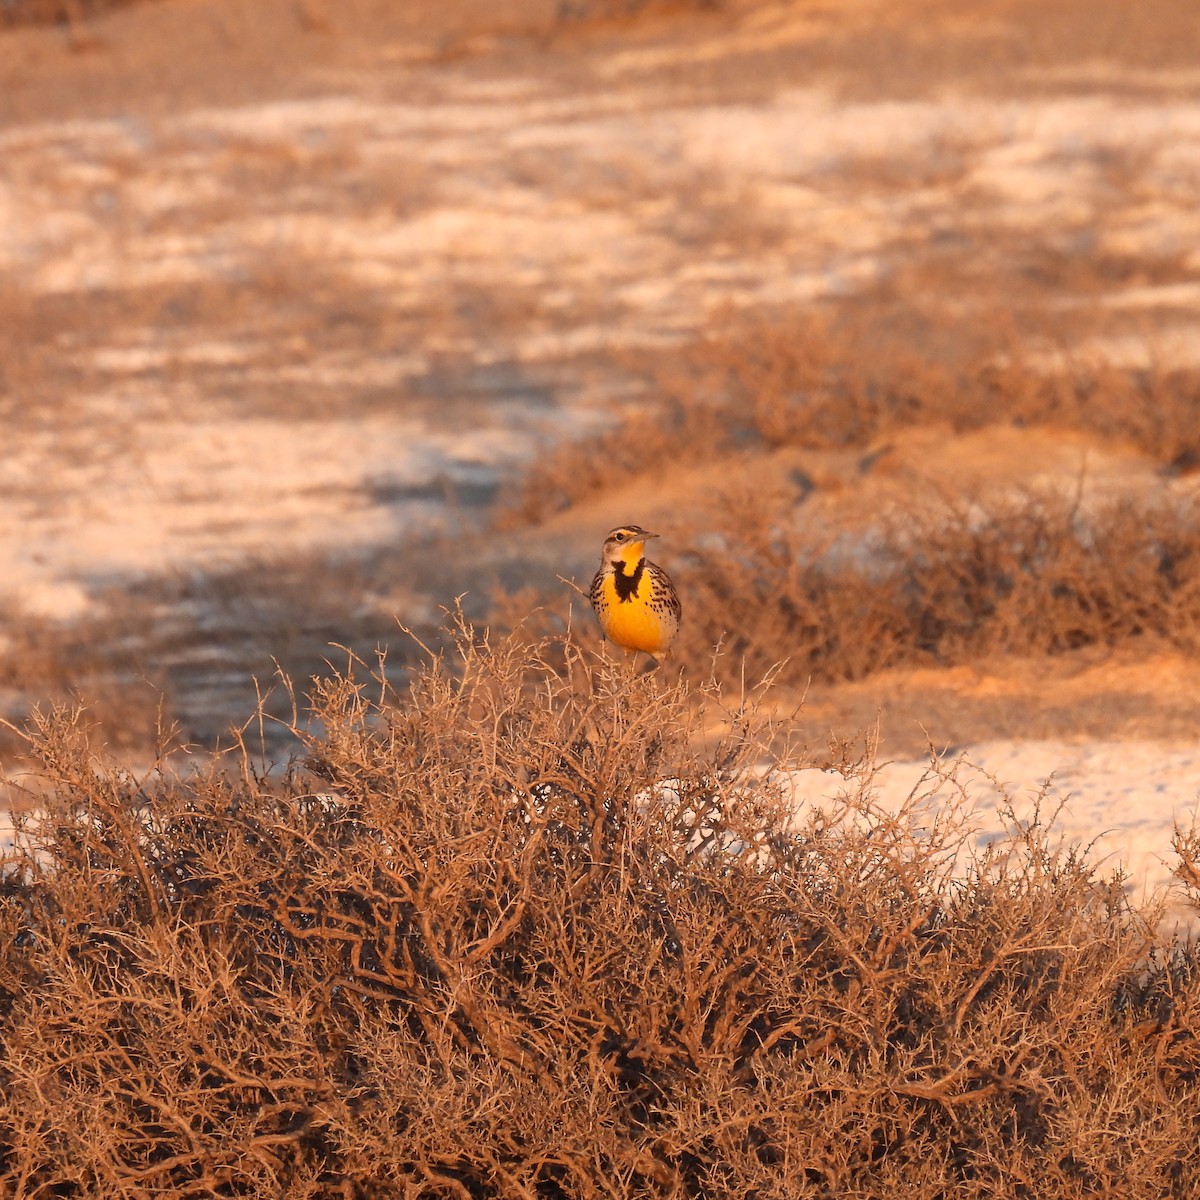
left=590, top=524, right=681, bottom=662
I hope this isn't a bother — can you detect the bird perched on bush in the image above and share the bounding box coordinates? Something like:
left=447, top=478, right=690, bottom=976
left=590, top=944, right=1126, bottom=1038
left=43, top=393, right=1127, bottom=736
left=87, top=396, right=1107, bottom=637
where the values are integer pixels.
left=590, top=524, right=681, bottom=663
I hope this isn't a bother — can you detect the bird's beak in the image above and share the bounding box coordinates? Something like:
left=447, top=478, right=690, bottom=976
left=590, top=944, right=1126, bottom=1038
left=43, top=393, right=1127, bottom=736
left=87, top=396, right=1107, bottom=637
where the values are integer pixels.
left=642, top=530, right=660, bottom=540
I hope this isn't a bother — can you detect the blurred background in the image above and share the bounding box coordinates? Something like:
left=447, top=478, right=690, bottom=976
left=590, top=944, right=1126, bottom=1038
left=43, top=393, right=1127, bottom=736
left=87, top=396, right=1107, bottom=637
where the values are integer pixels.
left=2, top=0, right=1199, bottom=764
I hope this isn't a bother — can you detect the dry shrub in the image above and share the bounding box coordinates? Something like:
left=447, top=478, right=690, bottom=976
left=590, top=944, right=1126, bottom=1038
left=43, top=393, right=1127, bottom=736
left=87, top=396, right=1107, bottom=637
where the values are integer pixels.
left=496, top=395, right=734, bottom=530
left=673, top=489, right=1200, bottom=685
left=717, top=315, right=1200, bottom=464
left=500, top=314, right=1200, bottom=524
left=1, top=627, right=1199, bottom=1197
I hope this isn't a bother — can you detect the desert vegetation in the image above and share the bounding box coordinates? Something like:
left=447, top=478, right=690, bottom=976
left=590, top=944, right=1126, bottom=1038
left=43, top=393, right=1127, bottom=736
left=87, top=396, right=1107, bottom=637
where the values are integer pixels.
left=2, top=626, right=1199, bottom=1197
left=501, top=318, right=1200, bottom=527
left=3, top=0, right=1200, bottom=1191
left=493, top=315, right=1200, bottom=689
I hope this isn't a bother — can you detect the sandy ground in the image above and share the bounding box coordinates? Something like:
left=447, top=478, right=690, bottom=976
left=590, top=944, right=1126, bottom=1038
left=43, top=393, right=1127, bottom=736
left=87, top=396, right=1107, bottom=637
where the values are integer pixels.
left=2, top=0, right=1200, bottom=911
left=786, top=738, right=1200, bottom=930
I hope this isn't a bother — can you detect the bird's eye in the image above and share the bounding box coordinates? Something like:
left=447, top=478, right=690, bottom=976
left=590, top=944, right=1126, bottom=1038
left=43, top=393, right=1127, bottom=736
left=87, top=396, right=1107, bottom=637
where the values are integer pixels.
left=614, top=531, right=626, bottom=541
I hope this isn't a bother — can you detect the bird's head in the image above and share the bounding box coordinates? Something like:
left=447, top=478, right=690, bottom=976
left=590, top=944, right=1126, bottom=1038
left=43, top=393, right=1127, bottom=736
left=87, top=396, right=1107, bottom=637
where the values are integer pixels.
left=601, top=524, right=657, bottom=569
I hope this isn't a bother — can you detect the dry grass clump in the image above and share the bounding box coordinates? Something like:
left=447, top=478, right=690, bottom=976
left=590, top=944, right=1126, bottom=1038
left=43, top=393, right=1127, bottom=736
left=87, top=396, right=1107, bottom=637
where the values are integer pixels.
left=673, top=489, right=1200, bottom=685
left=497, top=394, right=735, bottom=529
left=1, top=626, right=1199, bottom=1196
left=500, top=314, right=1200, bottom=525
left=749, top=317, right=1200, bottom=463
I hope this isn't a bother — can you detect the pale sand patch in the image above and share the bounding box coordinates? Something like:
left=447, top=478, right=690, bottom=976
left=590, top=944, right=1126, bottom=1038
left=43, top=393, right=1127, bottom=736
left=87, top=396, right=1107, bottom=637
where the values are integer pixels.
left=1032, top=329, right=1200, bottom=372
left=787, top=739, right=1200, bottom=925
left=7, top=84, right=1200, bottom=343
left=0, top=408, right=541, bottom=619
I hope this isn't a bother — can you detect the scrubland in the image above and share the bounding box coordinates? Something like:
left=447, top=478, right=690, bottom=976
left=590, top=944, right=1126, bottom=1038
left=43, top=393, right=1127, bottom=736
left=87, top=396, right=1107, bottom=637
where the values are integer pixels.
left=3, top=629, right=1200, bottom=1197
left=4, top=0, right=1200, bottom=1194
left=497, top=315, right=1200, bottom=687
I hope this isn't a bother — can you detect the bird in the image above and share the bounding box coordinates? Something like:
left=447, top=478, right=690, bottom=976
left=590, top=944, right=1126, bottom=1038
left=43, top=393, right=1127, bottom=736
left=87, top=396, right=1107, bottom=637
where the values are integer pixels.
left=589, top=524, right=681, bottom=663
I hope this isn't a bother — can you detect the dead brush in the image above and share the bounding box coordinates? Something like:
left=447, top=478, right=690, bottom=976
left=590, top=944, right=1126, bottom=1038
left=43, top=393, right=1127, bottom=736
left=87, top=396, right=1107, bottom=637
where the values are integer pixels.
left=498, top=310, right=1200, bottom=525
left=666, top=487, right=1200, bottom=687
left=496, top=393, right=735, bottom=530
left=1, top=624, right=1199, bottom=1197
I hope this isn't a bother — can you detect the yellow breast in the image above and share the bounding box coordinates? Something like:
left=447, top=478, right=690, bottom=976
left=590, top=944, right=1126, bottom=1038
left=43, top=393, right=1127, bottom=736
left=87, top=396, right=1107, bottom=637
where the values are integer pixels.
left=595, top=571, right=676, bottom=656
